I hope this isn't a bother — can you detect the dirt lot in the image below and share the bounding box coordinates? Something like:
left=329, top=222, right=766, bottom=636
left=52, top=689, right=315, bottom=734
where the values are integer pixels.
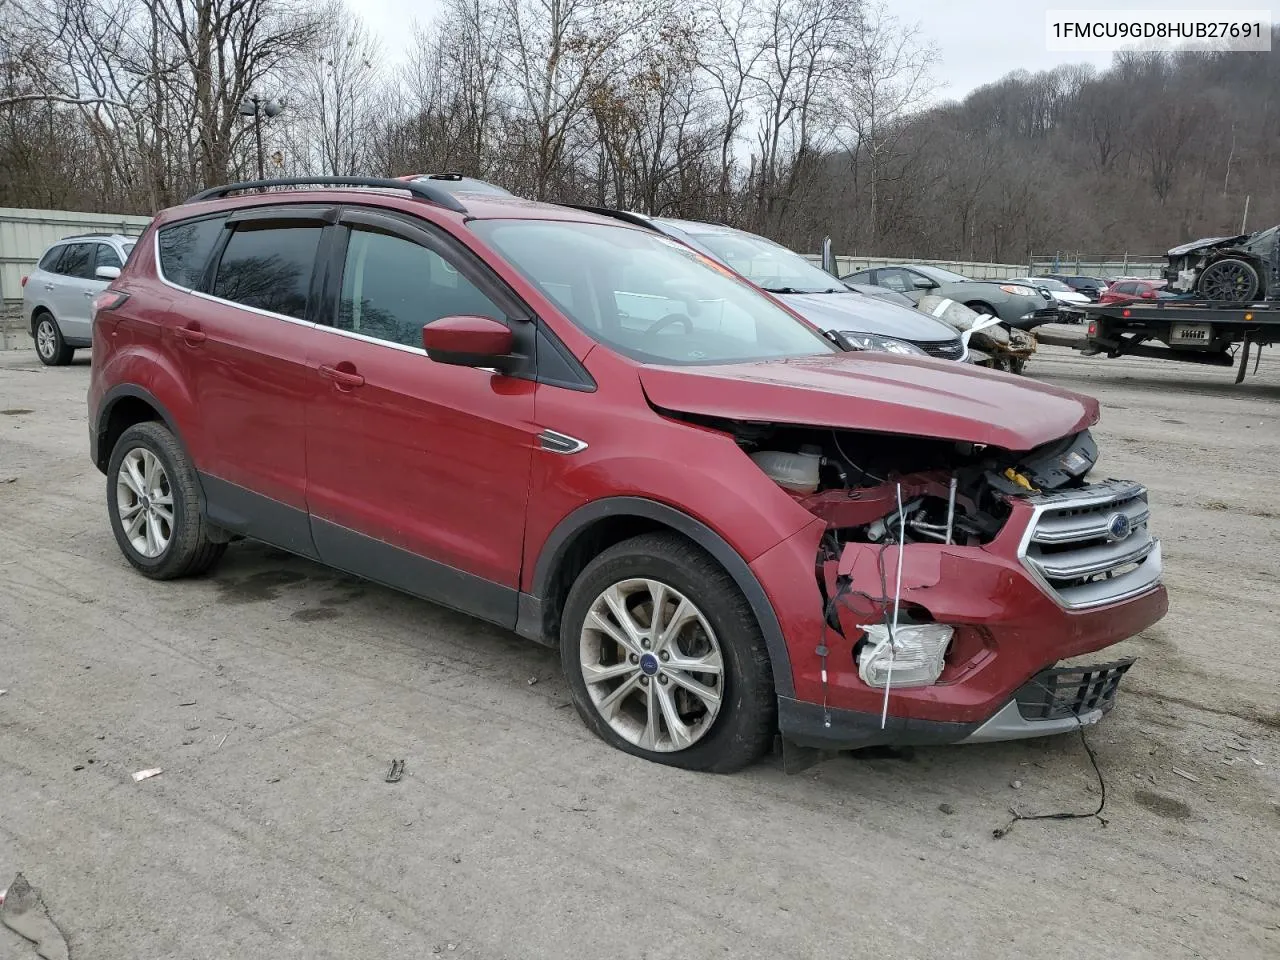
left=1, top=337, right=1277, bottom=959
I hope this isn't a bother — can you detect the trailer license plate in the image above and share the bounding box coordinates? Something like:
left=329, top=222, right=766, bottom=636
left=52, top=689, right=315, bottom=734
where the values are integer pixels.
left=1170, top=322, right=1212, bottom=345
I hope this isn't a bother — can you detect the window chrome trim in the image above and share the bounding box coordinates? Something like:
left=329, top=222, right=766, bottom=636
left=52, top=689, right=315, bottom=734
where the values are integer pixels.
left=187, top=289, right=318, bottom=328
left=313, top=322, right=428, bottom=355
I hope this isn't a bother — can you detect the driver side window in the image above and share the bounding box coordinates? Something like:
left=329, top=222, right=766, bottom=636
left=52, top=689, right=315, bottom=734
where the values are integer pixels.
left=876, top=268, right=912, bottom=293
left=337, top=228, right=505, bottom=349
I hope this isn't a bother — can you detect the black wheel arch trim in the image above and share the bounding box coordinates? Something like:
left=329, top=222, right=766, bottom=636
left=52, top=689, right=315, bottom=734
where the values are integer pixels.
left=530, top=496, right=795, bottom=698
left=94, top=384, right=191, bottom=476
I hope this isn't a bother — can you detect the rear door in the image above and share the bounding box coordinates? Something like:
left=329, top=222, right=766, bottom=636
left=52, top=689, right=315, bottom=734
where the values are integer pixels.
left=162, top=206, right=336, bottom=555
left=304, top=207, right=537, bottom=625
left=50, top=242, right=100, bottom=340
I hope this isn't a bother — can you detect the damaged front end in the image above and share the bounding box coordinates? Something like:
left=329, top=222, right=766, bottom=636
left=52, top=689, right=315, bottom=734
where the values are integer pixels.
left=710, top=417, right=1169, bottom=764
left=1165, top=226, right=1280, bottom=301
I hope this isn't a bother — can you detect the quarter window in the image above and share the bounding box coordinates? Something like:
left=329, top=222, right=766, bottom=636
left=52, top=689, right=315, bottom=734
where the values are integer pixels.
left=158, top=216, right=227, bottom=289
left=212, top=224, right=322, bottom=320
left=37, top=247, right=65, bottom=271
left=336, top=228, right=505, bottom=348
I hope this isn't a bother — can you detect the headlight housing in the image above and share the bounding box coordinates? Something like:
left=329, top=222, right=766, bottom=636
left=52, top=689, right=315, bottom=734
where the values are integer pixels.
left=837, top=332, right=928, bottom=356
left=999, top=284, right=1036, bottom=296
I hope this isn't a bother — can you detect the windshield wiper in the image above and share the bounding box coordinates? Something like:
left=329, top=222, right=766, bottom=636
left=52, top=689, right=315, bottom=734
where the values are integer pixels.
left=763, top=285, right=842, bottom=295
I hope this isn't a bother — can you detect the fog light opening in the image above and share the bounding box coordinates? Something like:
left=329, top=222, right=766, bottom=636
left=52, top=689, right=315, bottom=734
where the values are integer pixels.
left=856, top=623, right=954, bottom=690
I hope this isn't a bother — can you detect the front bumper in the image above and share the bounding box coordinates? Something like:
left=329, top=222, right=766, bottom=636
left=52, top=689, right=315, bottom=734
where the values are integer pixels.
left=780, top=656, right=1138, bottom=750
left=752, top=481, right=1167, bottom=753
left=1010, top=305, right=1060, bottom=330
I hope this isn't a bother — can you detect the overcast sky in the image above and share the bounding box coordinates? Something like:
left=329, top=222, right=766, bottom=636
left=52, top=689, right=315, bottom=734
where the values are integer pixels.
left=346, top=0, right=1266, bottom=102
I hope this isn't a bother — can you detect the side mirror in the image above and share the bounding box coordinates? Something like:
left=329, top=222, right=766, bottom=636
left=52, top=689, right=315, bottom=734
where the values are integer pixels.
left=1140, top=290, right=1156, bottom=299
left=95, top=265, right=121, bottom=280
left=911, top=276, right=936, bottom=290
left=422, top=315, right=515, bottom=369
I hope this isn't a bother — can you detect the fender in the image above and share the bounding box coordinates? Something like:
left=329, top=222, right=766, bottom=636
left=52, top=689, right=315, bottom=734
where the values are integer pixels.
left=529, top=496, right=795, bottom=699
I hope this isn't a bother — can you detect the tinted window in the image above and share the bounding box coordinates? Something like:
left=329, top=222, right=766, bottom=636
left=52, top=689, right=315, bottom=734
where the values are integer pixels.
left=158, top=216, right=227, bottom=289
left=37, top=246, right=66, bottom=272
left=337, top=228, right=504, bottom=348
left=58, top=243, right=95, bottom=279
left=96, top=244, right=122, bottom=270
left=212, top=224, right=322, bottom=320
left=122, top=241, right=135, bottom=261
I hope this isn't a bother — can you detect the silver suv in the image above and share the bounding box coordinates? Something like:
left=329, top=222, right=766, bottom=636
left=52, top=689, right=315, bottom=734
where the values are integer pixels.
left=23, top=233, right=136, bottom=365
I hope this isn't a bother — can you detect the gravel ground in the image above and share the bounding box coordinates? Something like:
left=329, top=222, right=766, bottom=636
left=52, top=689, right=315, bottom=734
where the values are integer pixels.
left=1, top=338, right=1277, bottom=959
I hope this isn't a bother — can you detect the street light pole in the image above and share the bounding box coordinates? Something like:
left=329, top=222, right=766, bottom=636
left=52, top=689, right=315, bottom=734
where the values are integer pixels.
left=237, top=95, right=285, bottom=181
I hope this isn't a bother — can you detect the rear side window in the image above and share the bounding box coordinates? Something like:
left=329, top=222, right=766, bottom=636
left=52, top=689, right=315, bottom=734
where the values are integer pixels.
left=58, top=243, right=95, bottom=279
left=96, top=244, right=122, bottom=270
left=212, top=224, right=322, bottom=320
left=37, top=246, right=66, bottom=271
left=158, top=216, right=227, bottom=289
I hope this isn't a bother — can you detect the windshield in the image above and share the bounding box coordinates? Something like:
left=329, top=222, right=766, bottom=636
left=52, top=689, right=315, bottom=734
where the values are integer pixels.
left=917, top=265, right=971, bottom=283
left=472, top=220, right=837, bottom=366
left=684, top=229, right=842, bottom=295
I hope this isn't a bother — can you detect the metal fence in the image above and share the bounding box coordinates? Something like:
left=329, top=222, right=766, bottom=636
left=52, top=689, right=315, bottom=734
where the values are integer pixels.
left=1, top=207, right=152, bottom=318
left=803, top=255, right=1030, bottom=279
left=1027, top=253, right=1166, bottom=279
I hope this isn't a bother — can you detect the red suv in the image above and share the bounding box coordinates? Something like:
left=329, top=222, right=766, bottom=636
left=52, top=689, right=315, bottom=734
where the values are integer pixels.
left=88, top=178, right=1167, bottom=772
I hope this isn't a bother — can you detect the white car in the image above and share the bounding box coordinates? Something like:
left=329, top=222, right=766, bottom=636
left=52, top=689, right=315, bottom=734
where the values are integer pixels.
left=22, top=233, right=135, bottom=365
left=1011, top=276, right=1091, bottom=307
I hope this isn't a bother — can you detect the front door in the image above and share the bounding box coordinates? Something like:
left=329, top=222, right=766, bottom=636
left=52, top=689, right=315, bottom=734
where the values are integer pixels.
left=305, top=208, right=537, bottom=627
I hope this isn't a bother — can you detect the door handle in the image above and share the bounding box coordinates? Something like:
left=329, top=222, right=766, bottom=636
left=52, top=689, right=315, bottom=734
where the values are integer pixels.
left=83, top=291, right=94, bottom=298
left=177, top=325, right=207, bottom=345
left=44, top=284, right=55, bottom=291
left=318, top=363, right=365, bottom=388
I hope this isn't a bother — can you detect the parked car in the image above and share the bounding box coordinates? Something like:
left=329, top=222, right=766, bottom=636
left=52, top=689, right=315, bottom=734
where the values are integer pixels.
left=570, top=209, right=967, bottom=361
left=1009, top=277, right=1090, bottom=307
left=88, top=176, right=1167, bottom=773
left=1099, top=278, right=1169, bottom=304
left=22, top=233, right=136, bottom=365
left=1043, top=274, right=1109, bottom=300
left=839, top=264, right=1060, bottom=330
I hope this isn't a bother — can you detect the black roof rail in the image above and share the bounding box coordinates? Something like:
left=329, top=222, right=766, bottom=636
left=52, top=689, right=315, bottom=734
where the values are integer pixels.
left=562, top=204, right=660, bottom=231
left=185, top=177, right=468, bottom=214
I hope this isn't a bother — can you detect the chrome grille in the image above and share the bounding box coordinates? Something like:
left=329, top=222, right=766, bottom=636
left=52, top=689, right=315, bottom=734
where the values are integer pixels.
left=1018, top=479, right=1162, bottom=609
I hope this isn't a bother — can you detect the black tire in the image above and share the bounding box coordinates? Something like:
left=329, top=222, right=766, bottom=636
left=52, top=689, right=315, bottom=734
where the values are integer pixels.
left=1197, top=258, right=1260, bottom=302
left=33, top=311, right=74, bottom=366
left=560, top=532, right=775, bottom=773
left=106, top=422, right=226, bottom=579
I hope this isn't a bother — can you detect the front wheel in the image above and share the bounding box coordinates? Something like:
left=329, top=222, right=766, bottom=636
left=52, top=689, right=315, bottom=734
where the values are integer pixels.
left=560, top=532, right=775, bottom=772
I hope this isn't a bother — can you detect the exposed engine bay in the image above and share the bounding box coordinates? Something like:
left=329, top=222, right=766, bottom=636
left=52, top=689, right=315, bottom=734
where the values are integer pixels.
left=726, top=420, right=1098, bottom=548
left=1165, top=225, right=1279, bottom=301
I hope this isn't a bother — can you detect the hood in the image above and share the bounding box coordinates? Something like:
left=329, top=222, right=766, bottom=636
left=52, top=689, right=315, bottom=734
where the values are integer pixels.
left=776, top=290, right=958, bottom=344
left=1052, top=290, right=1090, bottom=304
left=639, top=352, right=1099, bottom=451
left=1167, top=235, right=1248, bottom=256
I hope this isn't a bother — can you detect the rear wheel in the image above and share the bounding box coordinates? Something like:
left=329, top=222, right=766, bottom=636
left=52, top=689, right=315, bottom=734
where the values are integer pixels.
left=107, top=422, right=225, bottom=579
left=33, top=313, right=73, bottom=366
left=560, top=532, right=775, bottom=772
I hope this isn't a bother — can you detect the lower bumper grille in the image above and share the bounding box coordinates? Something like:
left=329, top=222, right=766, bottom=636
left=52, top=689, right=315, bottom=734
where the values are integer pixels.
left=1015, top=658, right=1135, bottom=721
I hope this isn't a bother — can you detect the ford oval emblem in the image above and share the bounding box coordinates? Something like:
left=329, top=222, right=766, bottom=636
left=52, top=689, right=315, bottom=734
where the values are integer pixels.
left=1106, top=513, right=1132, bottom=540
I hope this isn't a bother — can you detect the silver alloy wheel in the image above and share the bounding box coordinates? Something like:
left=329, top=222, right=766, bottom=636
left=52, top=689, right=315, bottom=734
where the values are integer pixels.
left=36, top=319, right=56, bottom=359
left=579, top=578, right=724, bottom=752
left=115, top=448, right=174, bottom=558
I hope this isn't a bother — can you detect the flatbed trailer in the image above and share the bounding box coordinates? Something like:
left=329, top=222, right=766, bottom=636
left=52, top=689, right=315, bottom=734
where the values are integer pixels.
left=1060, top=299, right=1280, bottom=382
